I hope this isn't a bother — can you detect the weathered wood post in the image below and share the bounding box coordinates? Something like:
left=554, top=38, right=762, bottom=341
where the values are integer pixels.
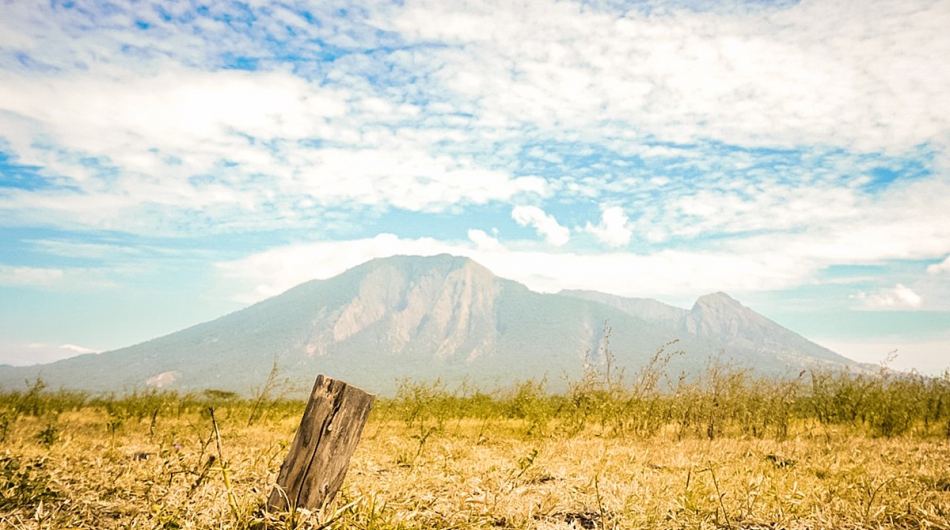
left=267, top=374, right=375, bottom=513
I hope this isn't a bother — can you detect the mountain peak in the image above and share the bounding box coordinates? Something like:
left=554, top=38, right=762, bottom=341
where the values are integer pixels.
left=693, top=291, right=742, bottom=310
left=687, top=292, right=758, bottom=336
left=362, top=253, right=491, bottom=278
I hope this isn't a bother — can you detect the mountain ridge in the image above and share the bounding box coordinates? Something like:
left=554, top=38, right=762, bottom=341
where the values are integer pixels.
left=560, top=288, right=851, bottom=366
left=0, top=254, right=861, bottom=396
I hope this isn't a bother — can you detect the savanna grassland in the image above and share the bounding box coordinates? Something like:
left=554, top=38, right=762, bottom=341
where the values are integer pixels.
left=3, top=354, right=950, bottom=530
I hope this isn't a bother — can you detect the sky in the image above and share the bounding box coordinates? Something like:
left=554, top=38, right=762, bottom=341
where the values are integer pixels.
left=1, top=0, right=949, bottom=373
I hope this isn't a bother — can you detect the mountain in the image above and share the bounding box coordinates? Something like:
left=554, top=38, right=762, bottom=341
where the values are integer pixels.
left=559, top=290, right=687, bottom=328
left=561, top=289, right=853, bottom=368
left=0, top=255, right=860, bottom=396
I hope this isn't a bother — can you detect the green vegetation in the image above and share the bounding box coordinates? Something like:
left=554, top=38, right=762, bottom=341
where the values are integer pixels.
left=1, top=353, right=950, bottom=529
left=379, top=348, right=950, bottom=441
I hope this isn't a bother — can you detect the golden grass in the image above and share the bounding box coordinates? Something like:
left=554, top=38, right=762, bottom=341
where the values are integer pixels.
left=3, top=408, right=950, bottom=530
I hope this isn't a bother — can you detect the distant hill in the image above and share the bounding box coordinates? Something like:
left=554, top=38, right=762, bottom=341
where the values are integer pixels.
left=561, top=289, right=853, bottom=369
left=559, top=290, right=687, bottom=328
left=0, top=254, right=861, bottom=396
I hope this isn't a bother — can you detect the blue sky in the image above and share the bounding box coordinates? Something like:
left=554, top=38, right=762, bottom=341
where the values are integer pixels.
left=1, top=0, right=949, bottom=372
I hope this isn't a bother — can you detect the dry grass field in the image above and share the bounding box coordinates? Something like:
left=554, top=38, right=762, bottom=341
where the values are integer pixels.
left=3, top=363, right=950, bottom=529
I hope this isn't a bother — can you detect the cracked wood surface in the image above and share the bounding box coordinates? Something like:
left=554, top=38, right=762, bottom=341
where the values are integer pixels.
left=267, top=374, right=375, bottom=512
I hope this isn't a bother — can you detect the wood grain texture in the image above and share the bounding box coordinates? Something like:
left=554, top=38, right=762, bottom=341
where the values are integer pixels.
left=267, top=374, right=375, bottom=512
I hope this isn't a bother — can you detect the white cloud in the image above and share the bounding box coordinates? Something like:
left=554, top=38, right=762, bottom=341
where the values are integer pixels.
left=0, top=65, right=550, bottom=232
left=216, top=234, right=460, bottom=302
left=854, top=284, right=923, bottom=311
left=656, top=177, right=863, bottom=239
left=584, top=206, right=632, bottom=247
left=0, top=68, right=323, bottom=230
left=719, top=176, right=950, bottom=271
left=0, top=342, right=99, bottom=366
left=290, top=148, right=547, bottom=212
left=511, top=205, right=570, bottom=246
left=0, top=265, right=63, bottom=286
left=467, top=229, right=503, bottom=251
left=2, top=0, right=948, bottom=244
left=59, top=343, right=99, bottom=354
left=0, top=67, right=347, bottom=166
left=217, top=234, right=811, bottom=305
left=383, top=0, right=950, bottom=153
left=928, top=256, right=950, bottom=275
left=27, top=239, right=162, bottom=259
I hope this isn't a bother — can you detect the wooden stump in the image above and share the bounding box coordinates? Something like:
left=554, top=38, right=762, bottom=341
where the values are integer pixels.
left=267, top=374, right=375, bottom=513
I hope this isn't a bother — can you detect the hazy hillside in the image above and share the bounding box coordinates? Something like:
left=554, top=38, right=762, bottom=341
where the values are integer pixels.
left=559, top=290, right=687, bottom=328
left=0, top=255, right=860, bottom=396
left=561, top=289, right=853, bottom=368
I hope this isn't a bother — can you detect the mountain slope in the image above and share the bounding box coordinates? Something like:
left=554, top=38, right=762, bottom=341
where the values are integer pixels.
left=559, top=289, right=687, bottom=328
left=560, top=289, right=854, bottom=369
left=684, top=292, right=852, bottom=365
left=0, top=255, right=860, bottom=396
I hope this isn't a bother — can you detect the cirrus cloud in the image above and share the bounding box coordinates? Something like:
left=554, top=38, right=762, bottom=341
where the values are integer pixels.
left=0, top=265, right=63, bottom=286
left=382, top=0, right=950, bottom=154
